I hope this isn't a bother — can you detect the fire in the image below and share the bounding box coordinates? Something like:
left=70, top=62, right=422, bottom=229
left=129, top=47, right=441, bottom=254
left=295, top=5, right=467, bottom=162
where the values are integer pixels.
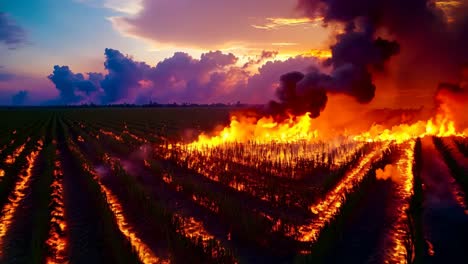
left=46, top=157, right=68, bottom=264
left=68, top=142, right=164, bottom=264
left=189, top=111, right=465, bottom=149
left=354, top=114, right=466, bottom=143
left=189, top=113, right=318, bottom=149
left=384, top=140, right=415, bottom=264
left=298, top=142, right=390, bottom=242
left=0, top=141, right=42, bottom=256
left=100, top=129, right=123, bottom=142
left=5, top=142, right=27, bottom=165
left=177, top=215, right=214, bottom=243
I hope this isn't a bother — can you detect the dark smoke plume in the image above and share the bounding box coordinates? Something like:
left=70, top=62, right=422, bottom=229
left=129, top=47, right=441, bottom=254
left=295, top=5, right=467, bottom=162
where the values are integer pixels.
left=268, top=0, right=468, bottom=118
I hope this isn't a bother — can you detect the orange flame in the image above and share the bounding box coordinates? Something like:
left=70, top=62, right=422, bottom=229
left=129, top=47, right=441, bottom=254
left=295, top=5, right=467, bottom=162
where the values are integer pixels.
left=0, top=141, right=42, bottom=255
left=354, top=114, right=466, bottom=143
left=68, top=141, right=164, bottom=264
left=384, top=140, right=415, bottom=263
left=4, top=141, right=28, bottom=165
left=189, top=113, right=318, bottom=149
left=298, top=142, right=390, bottom=242
left=46, top=157, right=68, bottom=264
left=100, top=129, right=123, bottom=142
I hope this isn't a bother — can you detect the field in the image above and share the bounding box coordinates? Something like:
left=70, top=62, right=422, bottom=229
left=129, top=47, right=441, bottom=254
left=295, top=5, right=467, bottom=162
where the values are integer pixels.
left=0, top=107, right=467, bottom=264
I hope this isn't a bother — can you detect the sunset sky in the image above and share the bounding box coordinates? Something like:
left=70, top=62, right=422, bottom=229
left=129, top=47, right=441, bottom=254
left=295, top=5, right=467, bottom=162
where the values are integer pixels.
left=0, top=0, right=465, bottom=108
left=0, top=0, right=333, bottom=105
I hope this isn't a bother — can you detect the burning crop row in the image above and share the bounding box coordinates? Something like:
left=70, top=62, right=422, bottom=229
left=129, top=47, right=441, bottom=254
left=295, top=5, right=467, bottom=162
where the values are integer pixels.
left=298, top=142, right=390, bottom=242
left=383, top=140, right=416, bottom=264
left=4, top=140, right=28, bottom=165
left=0, top=140, right=43, bottom=256
left=45, top=154, right=68, bottom=264
left=66, top=140, right=163, bottom=264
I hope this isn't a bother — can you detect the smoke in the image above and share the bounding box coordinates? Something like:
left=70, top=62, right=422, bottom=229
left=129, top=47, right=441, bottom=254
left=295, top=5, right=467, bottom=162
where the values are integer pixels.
left=11, top=90, right=28, bottom=106
left=291, top=0, right=468, bottom=114
left=435, top=69, right=468, bottom=129
left=268, top=17, right=400, bottom=118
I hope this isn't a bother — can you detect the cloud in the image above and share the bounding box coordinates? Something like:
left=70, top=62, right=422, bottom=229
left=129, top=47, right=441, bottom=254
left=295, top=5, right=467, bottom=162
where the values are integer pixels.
left=0, top=66, right=15, bottom=82
left=48, top=65, right=102, bottom=104
left=11, top=90, right=28, bottom=106
left=0, top=12, right=27, bottom=49
left=46, top=48, right=322, bottom=105
left=251, top=17, right=323, bottom=30
left=101, top=48, right=151, bottom=103
left=107, top=0, right=329, bottom=51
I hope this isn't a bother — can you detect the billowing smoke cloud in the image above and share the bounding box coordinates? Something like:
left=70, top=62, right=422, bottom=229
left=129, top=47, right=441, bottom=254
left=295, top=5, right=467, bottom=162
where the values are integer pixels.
left=48, top=66, right=102, bottom=104
left=286, top=0, right=468, bottom=116
left=435, top=69, right=468, bottom=130
left=11, top=90, right=28, bottom=106
left=0, top=12, right=27, bottom=49
left=268, top=1, right=408, bottom=118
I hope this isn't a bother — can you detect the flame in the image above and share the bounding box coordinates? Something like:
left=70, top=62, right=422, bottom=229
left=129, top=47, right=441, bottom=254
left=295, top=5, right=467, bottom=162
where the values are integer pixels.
left=189, top=113, right=318, bottom=149
left=298, top=142, right=390, bottom=242
left=4, top=142, right=28, bottom=165
left=68, top=142, right=164, bottom=264
left=384, top=140, right=415, bottom=263
left=100, top=129, right=123, bottom=142
left=177, top=215, right=214, bottom=243
left=46, top=157, right=68, bottom=264
left=0, top=141, right=42, bottom=255
left=354, top=114, right=466, bottom=143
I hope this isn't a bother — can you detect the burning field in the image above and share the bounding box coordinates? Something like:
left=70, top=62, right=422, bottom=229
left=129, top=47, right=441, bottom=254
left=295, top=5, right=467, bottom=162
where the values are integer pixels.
left=0, top=103, right=466, bottom=263
left=1, top=0, right=468, bottom=263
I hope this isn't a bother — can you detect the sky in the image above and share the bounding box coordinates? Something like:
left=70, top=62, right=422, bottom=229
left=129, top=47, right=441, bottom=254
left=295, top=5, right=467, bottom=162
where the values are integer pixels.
left=0, top=0, right=466, bottom=110
left=0, top=0, right=332, bottom=105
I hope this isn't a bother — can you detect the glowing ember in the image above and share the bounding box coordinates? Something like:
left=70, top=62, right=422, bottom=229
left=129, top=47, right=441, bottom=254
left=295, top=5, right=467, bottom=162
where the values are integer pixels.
left=297, top=143, right=390, bottom=242
left=46, top=157, right=68, bottom=264
left=100, top=129, right=123, bottom=142
left=177, top=215, right=214, bottom=242
left=0, top=141, right=42, bottom=255
left=5, top=142, right=27, bottom=165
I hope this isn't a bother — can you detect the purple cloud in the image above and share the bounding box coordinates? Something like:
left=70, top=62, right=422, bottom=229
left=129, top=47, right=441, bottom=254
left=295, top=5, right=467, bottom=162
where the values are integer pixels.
left=0, top=12, right=27, bottom=49
left=11, top=90, right=28, bottom=105
left=46, top=48, right=323, bottom=105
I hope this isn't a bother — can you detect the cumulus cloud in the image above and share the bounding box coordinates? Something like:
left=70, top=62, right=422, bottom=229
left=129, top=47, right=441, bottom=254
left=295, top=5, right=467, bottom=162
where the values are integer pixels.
left=48, top=66, right=102, bottom=104
left=47, top=48, right=322, bottom=105
left=11, top=90, right=28, bottom=106
left=0, top=12, right=27, bottom=49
